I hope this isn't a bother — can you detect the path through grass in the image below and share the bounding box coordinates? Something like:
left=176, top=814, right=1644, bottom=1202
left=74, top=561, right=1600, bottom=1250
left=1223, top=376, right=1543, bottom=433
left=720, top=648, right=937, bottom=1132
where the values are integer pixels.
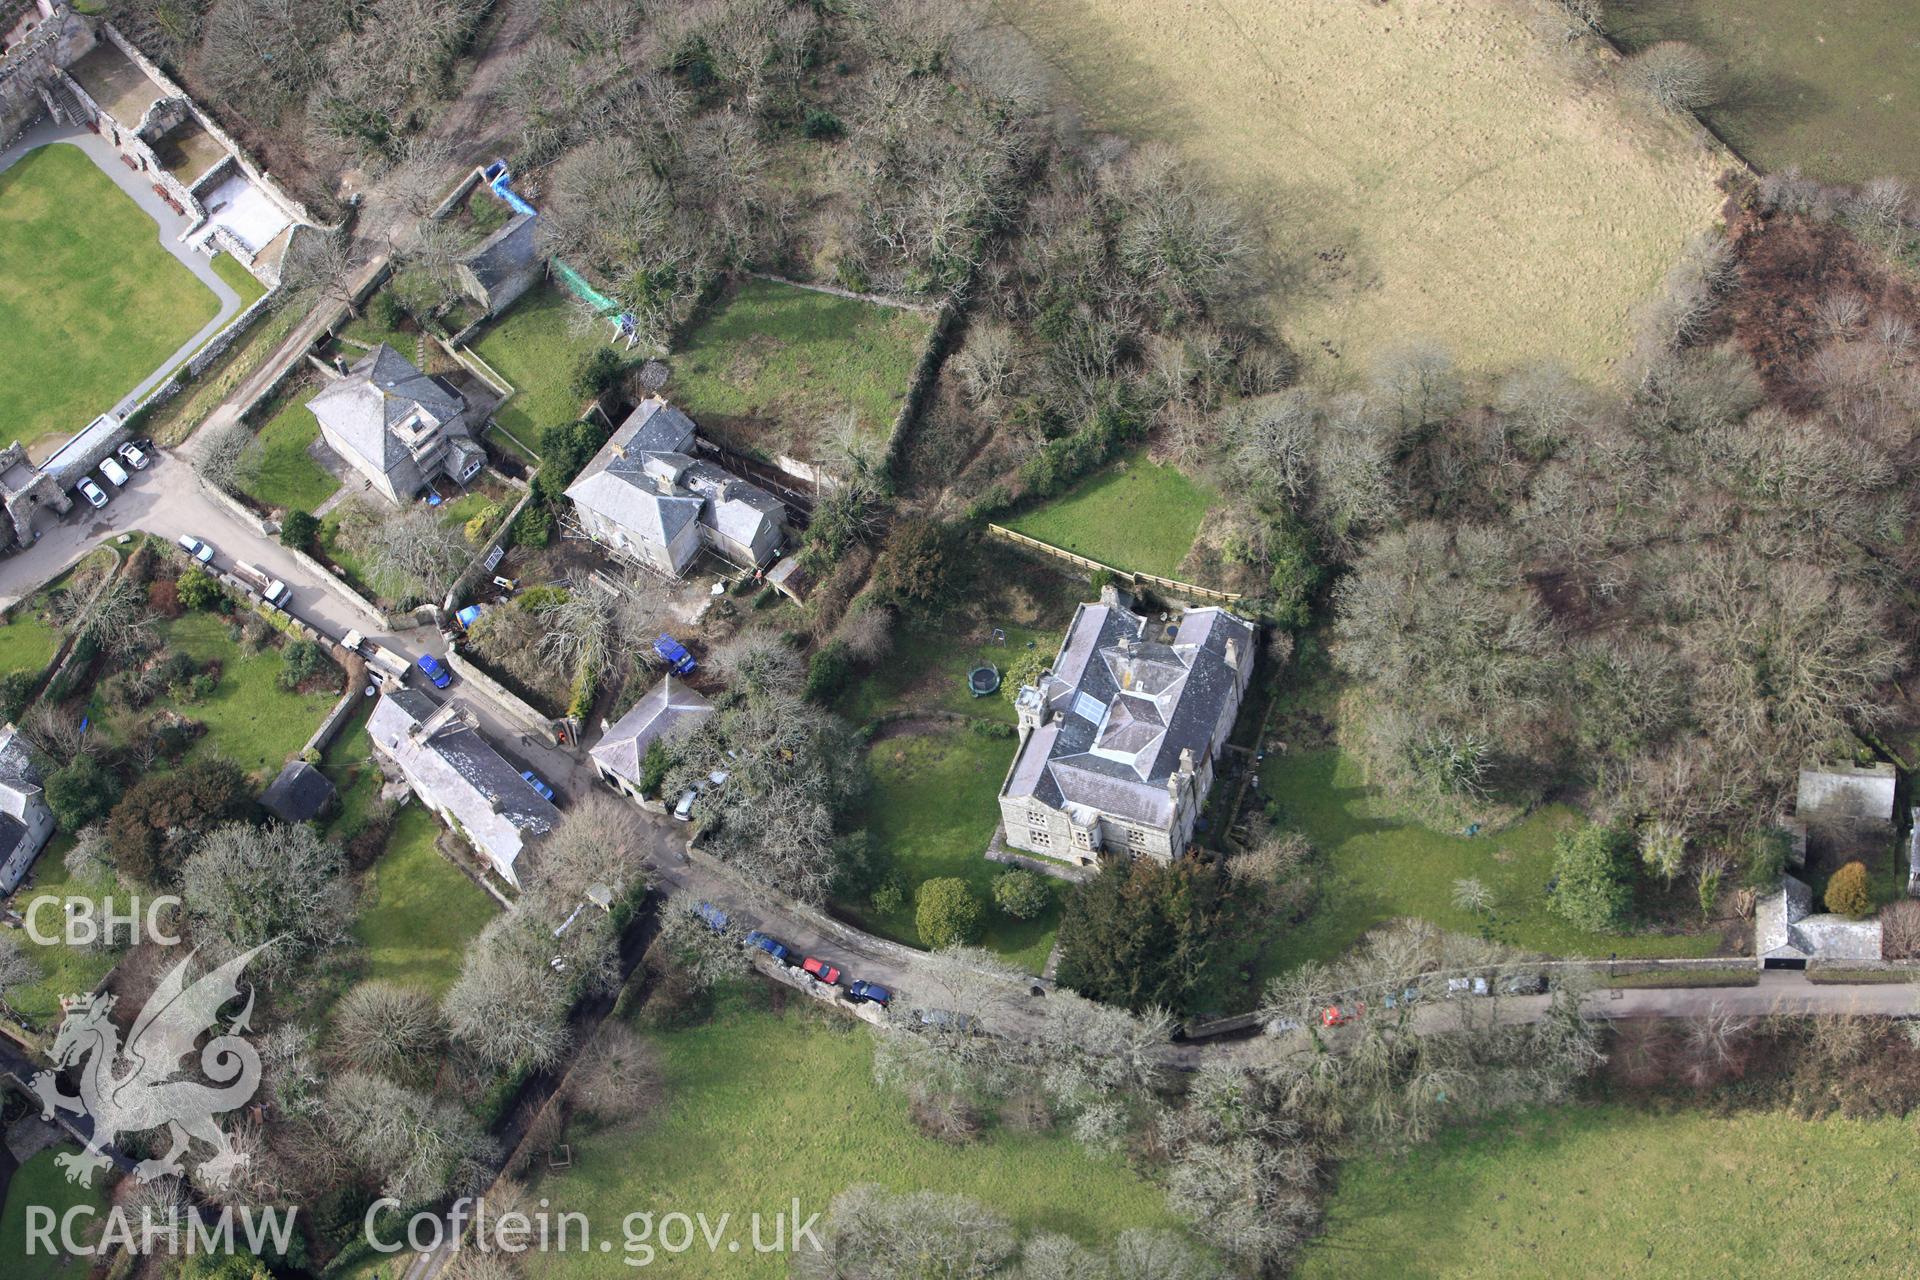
left=1006, top=456, right=1213, bottom=578
left=1301, top=1104, right=1920, bottom=1278
left=525, top=989, right=1177, bottom=1280
left=0, top=144, right=218, bottom=452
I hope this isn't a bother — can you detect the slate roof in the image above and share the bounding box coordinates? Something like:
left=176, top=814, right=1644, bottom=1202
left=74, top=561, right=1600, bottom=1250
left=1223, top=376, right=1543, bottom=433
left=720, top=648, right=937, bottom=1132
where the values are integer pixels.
left=565, top=398, right=782, bottom=564
left=1005, top=603, right=1254, bottom=828
left=260, top=760, right=338, bottom=824
left=0, top=723, right=46, bottom=825
left=462, top=213, right=538, bottom=292
left=1757, top=874, right=1881, bottom=961
left=369, top=690, right=558, bottom=879
left=308, top=345, right=466, bottom=476
left=1796, top=763, right=1897, bottom=825
left=590, top=676, right=714, bottom=785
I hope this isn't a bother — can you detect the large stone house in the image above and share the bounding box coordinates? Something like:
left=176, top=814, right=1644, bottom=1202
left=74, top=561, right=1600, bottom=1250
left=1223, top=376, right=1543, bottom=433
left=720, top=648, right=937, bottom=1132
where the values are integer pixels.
left=368, top=690, right=558, bottom=887
left=590, top=676, right=714, bottom=803
left=308, top=345, right=485, bottom=505
left=0, top=723, right=55, bottom=894
left=999, top=592, right=1255, bottom=866
left=564, top=398, right=786, bottom=577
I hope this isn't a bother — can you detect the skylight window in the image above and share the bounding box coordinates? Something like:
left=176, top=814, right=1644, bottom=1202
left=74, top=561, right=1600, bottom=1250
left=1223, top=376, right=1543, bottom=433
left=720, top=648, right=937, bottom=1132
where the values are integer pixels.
left=1072, top=691, right=1106, bottom=723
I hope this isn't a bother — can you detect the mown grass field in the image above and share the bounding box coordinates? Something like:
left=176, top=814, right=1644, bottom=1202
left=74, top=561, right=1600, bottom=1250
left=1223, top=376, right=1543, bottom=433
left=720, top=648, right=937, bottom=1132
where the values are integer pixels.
left=997, top=0, right=1726, bottom=381
left=1255, top=748, right=1723, bottom=976
left=669, top=279, right=930, bottom=457
left=7, top=836, right=115, bottom=1026
left=841, top=725, right=1061, bottom=973
left=526, top=989, right=1178, bottom=1280
left=0, top=144, right=218, bottom=454
left=238, top=385, right=340, bottom=513
left=834, top=616, right=1059, bottom=728
left=210, top=251, right=268, bottom=308
left=0, top=1147, right=111, bottom=1279
left=0, top=605, right=60, bottom=679
left=471, top=283, right=607, bottom=442
left=352, top=805, right=496, bottom=996
left=1609, top=0, right=1920, bottom=185
left=1301, top=1104, right=1920, bottom=1277
left=1005, top=455, right=1214, bottom=578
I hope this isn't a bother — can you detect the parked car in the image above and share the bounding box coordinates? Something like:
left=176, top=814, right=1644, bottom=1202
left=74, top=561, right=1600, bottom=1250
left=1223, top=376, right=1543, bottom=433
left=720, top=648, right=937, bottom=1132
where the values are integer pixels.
left=1321, top=1003, right=1365, bottom=1027
left=802, top=956, right=841, bottom=985
left=416, top=654, right=453, bottom=689
left=744, top=931, right=791, bottom=965
left=672, top=788, right=698, bottom=821
left=846, top=980, right=891, bottom=1006
left=1381, top=986, right=1422, bottom=1010
left=914, top=1007, right=973, bottom=1032
left=519, top=769, right=555, bottom=801
left=1446, top=976, right=1491, bottom=998
left=177, top=534, right=215, bottom=563
left=695, top=901, right=729, bottom=932
left=76, top=478, right=108, bottom=509
left=1502, top=973, right=1547, bottom=995
left=653, top=633, right=696, bottom=675
left=97, top=457, right=130, bottom=488
left=117, top=442, right=148, bottom=470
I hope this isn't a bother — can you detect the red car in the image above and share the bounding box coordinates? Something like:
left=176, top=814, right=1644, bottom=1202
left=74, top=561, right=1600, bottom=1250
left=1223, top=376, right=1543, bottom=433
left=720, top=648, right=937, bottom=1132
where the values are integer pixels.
left=1321, top=1003, right=1365, bottom=1027
left=802, top=956, right=841, bottom=985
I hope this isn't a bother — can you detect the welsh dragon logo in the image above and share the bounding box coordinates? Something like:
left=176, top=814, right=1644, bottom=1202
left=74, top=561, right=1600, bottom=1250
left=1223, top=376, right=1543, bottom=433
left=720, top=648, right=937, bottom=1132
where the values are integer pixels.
left=29, top=944, right=268, bottom=1189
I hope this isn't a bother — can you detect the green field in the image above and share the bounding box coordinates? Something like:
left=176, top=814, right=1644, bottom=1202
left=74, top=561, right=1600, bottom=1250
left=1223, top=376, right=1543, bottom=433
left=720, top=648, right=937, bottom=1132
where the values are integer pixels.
left=238, top=386, right=341, bottom=513
left=670, top=279, right=930, bottom=456
left=0, top=144, right=218, bottom=454
left=1255, top=748, right=1722, bottom=975
left=323, top=699, right=381, bottom=837
left=835, top=617, right=1061, bottom=728
left=352, top=805, right=497, bottom=995
left=1302, top=1104, right=1920, bottom=1277
left=211, top=251, right=268, bottom=308
left=471, top=283, right=607, bottom=442
left=1609, top=0, right=1920, bottom=185
left=1007, top=456, right=1214, bottom=578
left=6, top=837, right=116, bottom=1027
left=526, top=990, right=1177, bottom=1279
left=89, top=611, right=340, bottom=777
left=841, top=726, right=1059, bottom=972
left=0, top=605, right=60, bottom=680
left=0, top=1147, right=112, bottom=1279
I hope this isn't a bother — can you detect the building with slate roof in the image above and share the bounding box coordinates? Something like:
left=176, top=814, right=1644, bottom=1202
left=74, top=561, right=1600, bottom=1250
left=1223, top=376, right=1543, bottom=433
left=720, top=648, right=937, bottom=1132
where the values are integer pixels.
left=590, top=676, right=714, bottom=802
left=999, top=591, right=1255, bottom=865
left=308, top=344, right=484, bottom=505
left=457, top=213, right=541, bottom=316
left=368, top=690, right=558, bottom=886
left=564, top=398, right=787, bottom=576
left=0, top=723, right=55, bottom=894
left=260, top=759, right=337, bottom=824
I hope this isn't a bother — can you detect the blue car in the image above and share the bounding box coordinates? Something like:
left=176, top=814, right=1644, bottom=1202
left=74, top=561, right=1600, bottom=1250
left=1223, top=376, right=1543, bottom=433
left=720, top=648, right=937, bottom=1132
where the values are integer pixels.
left=847, top=980, right=890, bottom=1007
left=695, top=901, right=729, bottom=932
left=653, top=634, right=696, bottom=675
left=417, top=654, right=452, bottom=689
left=744, top=931, right=791, bottom=964
left=519, top=769, right=555, bottom=801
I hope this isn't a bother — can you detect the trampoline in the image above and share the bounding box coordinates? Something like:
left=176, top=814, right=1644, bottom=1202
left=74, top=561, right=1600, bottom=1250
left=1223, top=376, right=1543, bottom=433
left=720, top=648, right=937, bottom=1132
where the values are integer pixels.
left=967, top=664, right=1001, bottom=698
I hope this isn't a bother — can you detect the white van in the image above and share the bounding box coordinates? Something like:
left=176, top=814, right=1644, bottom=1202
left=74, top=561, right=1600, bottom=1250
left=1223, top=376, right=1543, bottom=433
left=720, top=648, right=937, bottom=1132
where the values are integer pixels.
left=98, top=457, right=130, bottom=487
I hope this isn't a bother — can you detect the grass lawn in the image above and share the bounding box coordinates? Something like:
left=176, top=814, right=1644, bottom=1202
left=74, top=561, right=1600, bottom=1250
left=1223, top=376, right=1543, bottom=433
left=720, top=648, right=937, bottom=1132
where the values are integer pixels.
left=1006, top=455, right=1214, bottom=578
left=835, top=617, right=1061, bottom=728
left=352, top=805, right=496, bottom=996
left=340, top=293, right=417, bottom=353
left=0, top=1147, right=112, bottom=1279
left=840, top=726, right=1061, bottom=973
left=238, top=387, right=340, bottom=513
left=1610, top=0, right=1920, bottom=186
left=0, top=605, right=60, bottom=680
left=7, top=836, right=117, bottom=1027
left=1301, top=1104, right=1920, bottom=1278
left=323, top=698, right=381, bottom=838
left=526, top=989, right=1178, bottom=1280
left=1253, top=748, right=1722, bottom=977
left=0, top=144, right=219, bottom=453
left=471, top=283, right=606, bottom=443
left=90, top=612, right=340, bottom=776
left=669, top=279, right=931, bottom=456
left=999, top=0, right=1723, bottom=381
left=210, top=251, right=268, bottom=308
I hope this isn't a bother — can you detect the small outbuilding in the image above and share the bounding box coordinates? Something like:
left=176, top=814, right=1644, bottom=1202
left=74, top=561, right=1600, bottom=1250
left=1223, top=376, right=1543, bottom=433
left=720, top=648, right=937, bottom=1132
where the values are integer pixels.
left=260, top=760, right=337, bottom=824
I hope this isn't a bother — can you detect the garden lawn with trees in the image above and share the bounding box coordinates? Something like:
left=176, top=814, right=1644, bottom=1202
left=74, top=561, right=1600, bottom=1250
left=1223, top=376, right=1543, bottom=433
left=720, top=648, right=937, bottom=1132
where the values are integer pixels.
left=1255, top=748, right=1724, bottom=978
left=525, top=989, right=1178, bottom=1280
left=0, top=1147, right=111, bottom=1280
left=470, top=283, right=609, bottom=443
left=237, top=385, right=341, bottom=513
left=0, top=144, right=219, bottom=456
left=4, top=835, right=114, bottom=1027
left=1005, top=456, right=1215, bottom=579
left=351, top=806, right=498, bottom=996
left=0, top=606, right=60, bottom=680
left=1300, top=1104, right=1920, bottom=1277
left=667, top=278, right=931, bottom=454
left=841, top=726, right=1060, bottom=972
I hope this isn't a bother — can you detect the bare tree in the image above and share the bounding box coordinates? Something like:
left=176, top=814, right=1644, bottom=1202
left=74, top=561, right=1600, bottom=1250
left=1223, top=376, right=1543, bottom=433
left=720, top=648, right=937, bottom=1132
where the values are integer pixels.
left=332, top=982, right=446, bottom=1077
left=833, top=604, right=895, bottom=663
left=564, top=1022, right=661, bottom=1126
left=196, top=416, right=254, bottom=495
left=1629, top=41, right=1717, bottom=114
left=529, top=789, right=651, bottom=903
left=181, top=822, right=355, bottom=980
left=358, top=505, right=471, bottom=604
left=794, top=1184, right=1015, bottom=1280
left=0, top=933, right=36, bottom=1022
left=953, top=322, right=1019, bottom=406
left=1450, top=877, right=1495, bottom=915
left=535, top=574, right=669, bottom=684
left=323, top=1071, right=496, bottom=1205
left=282, top=227, right=370, bottom=318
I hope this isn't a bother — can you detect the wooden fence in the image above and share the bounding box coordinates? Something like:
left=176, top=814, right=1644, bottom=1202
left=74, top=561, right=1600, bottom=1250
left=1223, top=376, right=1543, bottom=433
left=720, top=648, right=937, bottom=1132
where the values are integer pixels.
left=985, top=524, right=1244, bottom=605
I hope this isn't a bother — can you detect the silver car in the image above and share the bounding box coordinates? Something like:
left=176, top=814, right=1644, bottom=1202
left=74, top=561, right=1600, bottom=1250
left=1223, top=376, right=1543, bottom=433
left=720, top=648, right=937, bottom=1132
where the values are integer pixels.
left=76, top=478, right=108, bottom=509
left=177, top=534, right=215, bottom=564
